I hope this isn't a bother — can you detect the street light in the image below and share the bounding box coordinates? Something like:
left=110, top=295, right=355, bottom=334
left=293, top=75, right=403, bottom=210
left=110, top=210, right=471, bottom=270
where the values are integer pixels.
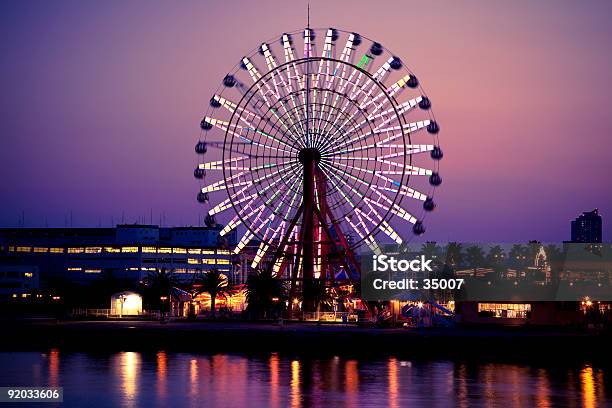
left=160, top=296, right=169, bottom=322
left=117, top=294, right=128, bottom=318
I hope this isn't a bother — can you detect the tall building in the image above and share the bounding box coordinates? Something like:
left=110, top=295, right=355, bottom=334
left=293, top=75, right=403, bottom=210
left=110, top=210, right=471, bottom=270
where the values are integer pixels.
left=571, top=209, right=602, bottom=243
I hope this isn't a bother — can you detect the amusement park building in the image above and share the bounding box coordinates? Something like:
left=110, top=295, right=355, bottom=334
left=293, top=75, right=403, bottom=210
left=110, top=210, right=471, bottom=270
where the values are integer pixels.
left=0, top=224, right=238, bottom=289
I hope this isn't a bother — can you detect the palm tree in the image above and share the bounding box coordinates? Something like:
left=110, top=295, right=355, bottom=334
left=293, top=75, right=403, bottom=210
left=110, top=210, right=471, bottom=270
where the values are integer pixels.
left=465, top=245, right=485, bottom=276
left=198, top=269, right=233, bottom=318
left=246, top=269, right=287, bottom=319
left=486, top=245, right=505, bottom=266
left=143, top=268, right=179, bottom=317
left=544, top=244, right=563, bottom=284
left=443, top=242, right=463, bottom=268
left=310, top=280, right=335, bottom=316
left=421, top=242, right=441, bottom=266
left=509, top=244, right=527, bottom=269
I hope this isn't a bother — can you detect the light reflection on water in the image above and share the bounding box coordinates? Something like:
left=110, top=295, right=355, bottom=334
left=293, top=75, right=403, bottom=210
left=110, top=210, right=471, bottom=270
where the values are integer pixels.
left=0, top=350, right=609, bottom=407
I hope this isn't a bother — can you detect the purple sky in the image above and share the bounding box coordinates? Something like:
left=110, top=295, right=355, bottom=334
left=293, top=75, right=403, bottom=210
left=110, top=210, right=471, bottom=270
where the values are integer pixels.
left=1, top=0, right=611, bottom=242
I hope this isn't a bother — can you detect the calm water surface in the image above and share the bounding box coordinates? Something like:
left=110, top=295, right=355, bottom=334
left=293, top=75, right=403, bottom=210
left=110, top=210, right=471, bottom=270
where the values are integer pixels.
left=0, top=350, right=609, bottom=407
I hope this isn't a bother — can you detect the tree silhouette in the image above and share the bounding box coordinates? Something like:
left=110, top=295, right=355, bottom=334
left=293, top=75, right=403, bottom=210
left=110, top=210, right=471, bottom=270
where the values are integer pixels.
left=198, top=269, right=233, bottom=318
left=245, top=269, right=287, bottom=319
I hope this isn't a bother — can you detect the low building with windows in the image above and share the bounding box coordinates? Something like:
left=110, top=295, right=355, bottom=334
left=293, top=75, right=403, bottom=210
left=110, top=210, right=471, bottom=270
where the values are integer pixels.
left=455, top=301, right=609, bottom=326
left=0, top=224, right=238, bottom=289
left=0, top=265, right=39, bottom=297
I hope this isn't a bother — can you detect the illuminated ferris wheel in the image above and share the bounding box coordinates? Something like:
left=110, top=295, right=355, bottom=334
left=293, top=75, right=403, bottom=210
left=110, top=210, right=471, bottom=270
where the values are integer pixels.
left=194, top=27, right=442, bottom=285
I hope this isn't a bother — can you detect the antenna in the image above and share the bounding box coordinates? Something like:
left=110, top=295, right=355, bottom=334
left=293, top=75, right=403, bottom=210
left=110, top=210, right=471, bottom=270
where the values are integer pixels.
left=305, top=3, right=311, bottom=146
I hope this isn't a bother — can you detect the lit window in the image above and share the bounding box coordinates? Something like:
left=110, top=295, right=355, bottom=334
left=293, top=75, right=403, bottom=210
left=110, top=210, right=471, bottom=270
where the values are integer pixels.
left=121, top=247, right=138, bottom=253
left=85, top=247, right=102, bottom=254
left=217, top=250, right=230, bottom=255
left=217, top=259, right=230, bottom=265
left=24, top=272, right=33, bottom=278
left=84, top=269, right=101, bottom=273
left=158, top=248, right=172, bottom=254
left=50, top=248, right=64, bottom=254
left=67, top=267, right=82, bottom=271
left=105, top=247, right=121, bottom=253
left=67, top=248, right=84, bottom=254
left=202, top=249, right=215, bottom=255
left=17, top=246, right=32, bottom=253
left=173, top=248, right=186, bottom=254
left=202, top=258, right=216, bottom=264
left=33, top=247, right=48, bottom=253
left=188, top=258, right=199, bottom=264
left=142, top=247, right=157, bottom=253
left=188, top=248, right=201, bottom=254
left=477, top=303, right=531, bottom=319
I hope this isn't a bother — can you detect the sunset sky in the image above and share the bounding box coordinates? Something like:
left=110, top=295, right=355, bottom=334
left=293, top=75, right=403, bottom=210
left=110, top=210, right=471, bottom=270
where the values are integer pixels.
left=1, top=0, right=611, bottom=242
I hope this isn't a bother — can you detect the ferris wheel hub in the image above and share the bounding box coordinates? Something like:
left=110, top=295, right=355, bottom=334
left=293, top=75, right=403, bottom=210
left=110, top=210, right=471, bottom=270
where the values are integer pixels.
left=298, top=147, right=321, bottom=165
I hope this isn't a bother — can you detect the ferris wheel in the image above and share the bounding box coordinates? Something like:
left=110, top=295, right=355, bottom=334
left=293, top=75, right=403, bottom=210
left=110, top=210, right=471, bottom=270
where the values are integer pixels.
left=194, top=27, right=442, bottom=282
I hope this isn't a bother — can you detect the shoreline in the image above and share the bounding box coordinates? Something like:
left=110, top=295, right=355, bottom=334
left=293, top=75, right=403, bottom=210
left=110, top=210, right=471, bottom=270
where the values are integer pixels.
left=2, top=320, right=611, bottom=362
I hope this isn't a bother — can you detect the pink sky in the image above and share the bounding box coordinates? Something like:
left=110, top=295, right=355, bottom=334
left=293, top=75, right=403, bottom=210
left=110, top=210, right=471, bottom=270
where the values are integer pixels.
left=1, top=0, right=611, bottom=242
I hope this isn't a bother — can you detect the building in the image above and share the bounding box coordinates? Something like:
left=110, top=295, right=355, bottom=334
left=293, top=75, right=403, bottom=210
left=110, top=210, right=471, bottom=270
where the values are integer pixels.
left=0, top=265, right=39, bottom=296
left=0, top=224, right=238, bottom=288
left=571, top=209, right=602, bottom=243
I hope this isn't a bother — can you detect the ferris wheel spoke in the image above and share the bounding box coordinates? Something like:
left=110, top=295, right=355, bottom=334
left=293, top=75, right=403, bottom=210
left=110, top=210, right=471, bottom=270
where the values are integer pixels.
left=243, top=57, right=300, bottom=136
left=350, top=57, right=395, bottom=116
left=209, top=165, right=294, bottom=216
left=201, top=171, right=247, bottom=193
left=314, top=29, right=334, bottom=88
left=322, top=163, right=418, bottom=231
left=212, top=95, right=261, bottom=127
left=251, top=216, right=278, bottom=268
left=341, top=73, right=419, bottom=132
left=318, top=159, right=421, bottom=223
left=204, top=141, right=295, bottom=158
left=317, top=163, right=378, bottom=253
left=209, top=192, right=258, bottom=216
left=261, top=43, right=310, bottom=141
left=198, top=156, right=248, bottom=171
left=281, top=33, right=307, bottom=103
left=202, top=160, right=298, bottom=194
left=212, top=161, right=300, bottom=219
left=332, top=96, right=423, bottom=148
left=325, top=119, right=431, bottom=156
left=261, top=43, right=284, bottom=97
left=234, top=210, right=274, bottom=254
left=242, top=57, right=278, bottom=102
left=370, top=97, right=423, bottom=132
left=251, top=170, right=302, bottom=268
left=331, top=143, right=434, bottom=157
left=319, top=161, right=401, bottom=243
left=328, top=157, right=433, bottom=176
left=356, top=202, right=403, bottom=245
left=351, top=207, right=382, bottom=254
left=202, top=116, right=296, bottom=154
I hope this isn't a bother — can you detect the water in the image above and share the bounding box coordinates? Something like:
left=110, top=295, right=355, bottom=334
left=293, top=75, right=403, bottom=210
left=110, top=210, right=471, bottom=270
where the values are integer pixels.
left=0, top=350, right=609, bottom=407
